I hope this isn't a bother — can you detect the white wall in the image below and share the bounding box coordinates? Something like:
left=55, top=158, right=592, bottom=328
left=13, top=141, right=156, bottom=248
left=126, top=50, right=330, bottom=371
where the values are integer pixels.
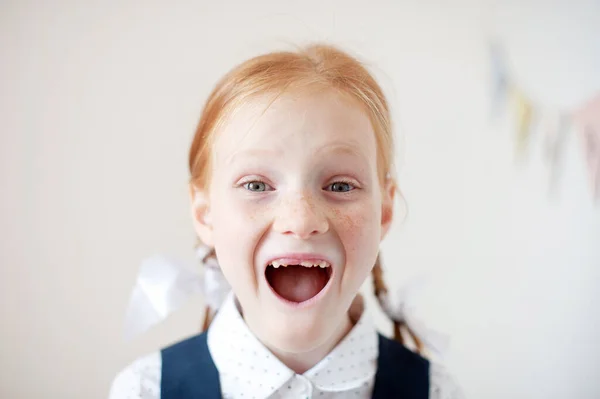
left=1, top=1, right=599, bottom=398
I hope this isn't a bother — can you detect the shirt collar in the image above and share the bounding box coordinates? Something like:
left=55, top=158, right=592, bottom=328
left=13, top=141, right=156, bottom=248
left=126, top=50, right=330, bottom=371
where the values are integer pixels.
left=207, top=293, right=293, bottom=398
left=304, top=295, right=378, bottom=392
left=207, top=293, right=378, bottom=397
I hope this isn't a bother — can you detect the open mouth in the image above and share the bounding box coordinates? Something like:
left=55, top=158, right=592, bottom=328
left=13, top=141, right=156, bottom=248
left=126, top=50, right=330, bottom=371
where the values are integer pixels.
left=265, top=260, right=333, bottom=303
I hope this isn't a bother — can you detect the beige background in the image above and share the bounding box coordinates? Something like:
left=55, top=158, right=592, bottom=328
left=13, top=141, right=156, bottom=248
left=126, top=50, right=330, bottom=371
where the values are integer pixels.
left=1, top=1, right=599, bottom=398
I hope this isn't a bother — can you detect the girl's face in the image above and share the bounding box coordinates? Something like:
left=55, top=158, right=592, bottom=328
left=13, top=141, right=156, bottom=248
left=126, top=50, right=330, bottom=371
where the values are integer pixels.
left=193, top=90, right=394, bottom=354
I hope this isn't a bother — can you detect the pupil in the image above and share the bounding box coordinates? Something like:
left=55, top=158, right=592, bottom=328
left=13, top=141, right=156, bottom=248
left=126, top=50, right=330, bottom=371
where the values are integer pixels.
left=332, top=182, right=350, bottom=192
left=248, top=182, right=264, bottom=191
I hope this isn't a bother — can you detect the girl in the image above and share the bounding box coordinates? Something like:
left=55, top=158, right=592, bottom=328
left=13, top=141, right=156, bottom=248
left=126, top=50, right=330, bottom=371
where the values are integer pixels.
left=110, top=43, right=463, bottom=399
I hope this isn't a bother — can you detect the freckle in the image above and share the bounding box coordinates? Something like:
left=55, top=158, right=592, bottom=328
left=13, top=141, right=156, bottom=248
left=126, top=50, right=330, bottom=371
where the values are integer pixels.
left=343, top=213, right=355, bottom=229
left=330, top=207, right=341, bottom=218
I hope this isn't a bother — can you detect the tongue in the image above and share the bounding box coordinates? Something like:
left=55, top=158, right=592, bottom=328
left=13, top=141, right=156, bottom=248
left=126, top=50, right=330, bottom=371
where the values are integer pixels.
left=266, top=265, right=329, bottom=303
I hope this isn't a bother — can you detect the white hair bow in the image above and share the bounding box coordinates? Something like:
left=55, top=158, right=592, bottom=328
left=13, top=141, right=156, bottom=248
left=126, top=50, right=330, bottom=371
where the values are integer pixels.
left=376, top=275, right=450, bottom=359
left=122, top=246, right=231, bottom=340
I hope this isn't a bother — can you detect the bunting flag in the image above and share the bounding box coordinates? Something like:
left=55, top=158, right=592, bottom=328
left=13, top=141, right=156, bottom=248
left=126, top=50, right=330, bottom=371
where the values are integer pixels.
left=489, top=40, right=599, bottom=203
left=489, top=42, right=510, bottom=120
left=542, top=112, right=570, bottom=194
left=573, top=94, right=600, bottom=201
left=511, top=87, right=535, bottom=159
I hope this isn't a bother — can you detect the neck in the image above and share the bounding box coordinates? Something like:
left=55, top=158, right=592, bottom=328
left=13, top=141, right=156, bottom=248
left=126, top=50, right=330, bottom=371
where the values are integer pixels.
left=268, top=315, right=353, bottom=374
left=234, top=295, right=364, bottom=375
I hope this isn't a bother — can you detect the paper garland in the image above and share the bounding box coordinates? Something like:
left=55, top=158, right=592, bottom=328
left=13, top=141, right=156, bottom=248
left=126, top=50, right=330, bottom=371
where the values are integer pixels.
left=489, top=41, right=600, bottom=202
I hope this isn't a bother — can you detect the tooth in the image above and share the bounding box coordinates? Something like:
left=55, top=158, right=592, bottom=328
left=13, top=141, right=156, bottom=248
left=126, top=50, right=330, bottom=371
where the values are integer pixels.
left=271, top=259, right=330, bottom=268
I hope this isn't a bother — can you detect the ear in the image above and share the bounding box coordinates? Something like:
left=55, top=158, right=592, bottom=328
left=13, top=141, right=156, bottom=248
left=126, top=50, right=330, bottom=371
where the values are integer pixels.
left=189, top=184, right=214, bottom=246
left=380, top=178, right=396, bottom=240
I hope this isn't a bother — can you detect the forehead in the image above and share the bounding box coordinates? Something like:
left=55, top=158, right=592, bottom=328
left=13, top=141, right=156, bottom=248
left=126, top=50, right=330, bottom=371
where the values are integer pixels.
left=212, top=90, right=377, bottom=164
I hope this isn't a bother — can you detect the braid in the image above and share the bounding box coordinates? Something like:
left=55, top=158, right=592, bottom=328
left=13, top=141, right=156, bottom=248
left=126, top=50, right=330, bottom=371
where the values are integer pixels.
left=372, top=254, right=425, bottom=355
left=201, top=306, right=213, bottom=331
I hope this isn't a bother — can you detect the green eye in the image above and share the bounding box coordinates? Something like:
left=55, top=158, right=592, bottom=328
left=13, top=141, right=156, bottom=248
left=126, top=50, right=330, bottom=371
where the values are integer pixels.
left=245, top=181, right=267, bottom=192
left=329, top=182, right=353, bottom=192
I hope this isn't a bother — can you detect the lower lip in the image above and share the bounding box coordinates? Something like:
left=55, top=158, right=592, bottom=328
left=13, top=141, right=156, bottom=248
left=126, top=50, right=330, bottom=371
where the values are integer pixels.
left=265, top=267, right=335, bottom=309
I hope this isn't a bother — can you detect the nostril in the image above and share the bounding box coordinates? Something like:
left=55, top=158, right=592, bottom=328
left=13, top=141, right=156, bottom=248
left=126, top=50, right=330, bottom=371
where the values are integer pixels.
left=273, top=196, right=329, bottom=237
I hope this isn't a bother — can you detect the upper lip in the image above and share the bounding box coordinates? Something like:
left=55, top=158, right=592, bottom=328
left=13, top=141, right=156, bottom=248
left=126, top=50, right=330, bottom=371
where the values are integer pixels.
left=264, top=253, right=333, bottom=269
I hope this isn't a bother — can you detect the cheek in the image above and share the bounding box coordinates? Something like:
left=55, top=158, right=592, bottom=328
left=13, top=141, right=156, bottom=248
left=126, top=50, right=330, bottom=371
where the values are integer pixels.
left=331, top=199, right=381, bottom=267
left=210, top=193, right=270, bottom=289
left=212, top=192, right=268, bottom=234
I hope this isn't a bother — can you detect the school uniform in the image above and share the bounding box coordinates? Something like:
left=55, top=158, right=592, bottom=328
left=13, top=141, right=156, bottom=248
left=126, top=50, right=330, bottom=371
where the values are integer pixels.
left=109, top=294, right=463, bottom=399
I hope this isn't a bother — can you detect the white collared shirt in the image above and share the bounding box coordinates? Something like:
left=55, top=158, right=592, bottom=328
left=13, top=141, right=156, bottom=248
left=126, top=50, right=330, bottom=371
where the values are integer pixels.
left=109, top=295, right=464, bottom=399
left=207, top=294, right=378, bottom=398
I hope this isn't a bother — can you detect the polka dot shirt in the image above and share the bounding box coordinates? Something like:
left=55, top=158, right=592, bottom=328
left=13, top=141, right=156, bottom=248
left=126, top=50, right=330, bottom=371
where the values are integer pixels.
left=207, top=294, right=378, bottom=399
left=109, top=294, right=464, bottom=399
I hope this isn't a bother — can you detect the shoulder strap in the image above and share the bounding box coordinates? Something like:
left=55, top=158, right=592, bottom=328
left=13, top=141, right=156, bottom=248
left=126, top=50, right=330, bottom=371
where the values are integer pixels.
left=372, top=333, right=430, bottom=399
left=161, top=332, right=222, bottom=399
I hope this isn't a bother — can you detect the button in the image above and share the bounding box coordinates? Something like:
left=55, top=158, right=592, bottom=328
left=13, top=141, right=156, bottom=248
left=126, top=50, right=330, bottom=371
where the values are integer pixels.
left=295, top=375, right=312, bottom=396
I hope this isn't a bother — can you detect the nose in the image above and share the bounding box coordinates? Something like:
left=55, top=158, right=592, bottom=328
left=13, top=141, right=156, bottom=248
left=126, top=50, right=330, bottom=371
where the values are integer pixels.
left=273, top=193, right=329, bottom=239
